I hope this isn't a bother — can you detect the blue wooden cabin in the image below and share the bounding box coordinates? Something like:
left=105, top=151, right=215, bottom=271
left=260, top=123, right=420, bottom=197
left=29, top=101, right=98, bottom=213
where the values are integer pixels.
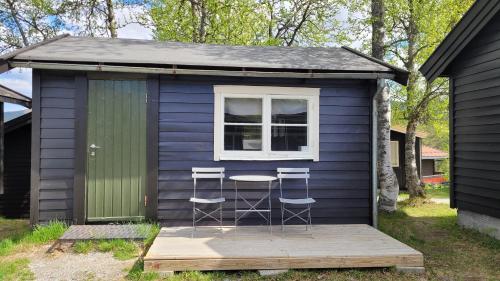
left=0, top=36, right=408, bottom=226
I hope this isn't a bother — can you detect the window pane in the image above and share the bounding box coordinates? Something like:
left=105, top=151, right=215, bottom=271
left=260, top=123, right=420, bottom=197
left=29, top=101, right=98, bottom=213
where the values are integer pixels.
left=272, top=99, right=307, bottom=124
left=224, top=125, right=262, bottom=151
left=271, top=126, right=307, bottom=151
left=225, top=98, right=262, bottom=123
left=391, top=141, right=399, bottom=167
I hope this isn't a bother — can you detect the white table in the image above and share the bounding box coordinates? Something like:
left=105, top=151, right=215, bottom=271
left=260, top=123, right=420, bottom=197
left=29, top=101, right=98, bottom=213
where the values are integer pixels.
left=230, top=175, right=277, bottom=231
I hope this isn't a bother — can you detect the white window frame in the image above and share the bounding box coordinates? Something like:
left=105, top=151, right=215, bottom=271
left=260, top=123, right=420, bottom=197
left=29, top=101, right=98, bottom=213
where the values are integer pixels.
left=391, top=141, right=399, bottom=167
left=214, top=85, right=320, bottom=161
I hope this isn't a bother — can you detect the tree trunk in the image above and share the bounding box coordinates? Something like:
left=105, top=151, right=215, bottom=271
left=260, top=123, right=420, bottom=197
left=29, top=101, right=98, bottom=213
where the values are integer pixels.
left=402, top=0, right=424, bottom=198
left=404, top=118, right=425, bottom=198
left=372, top=0, right=399, bottom=211
left=371, top=0, right=385, bottom=59
left=376, top=85, right=400, bottom=211
left=105, top=0, right=118, bottom=38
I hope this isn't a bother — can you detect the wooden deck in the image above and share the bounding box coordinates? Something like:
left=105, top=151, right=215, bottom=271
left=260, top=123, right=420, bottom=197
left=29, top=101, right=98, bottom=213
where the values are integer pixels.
left=144, top=224, right=424, bottom=273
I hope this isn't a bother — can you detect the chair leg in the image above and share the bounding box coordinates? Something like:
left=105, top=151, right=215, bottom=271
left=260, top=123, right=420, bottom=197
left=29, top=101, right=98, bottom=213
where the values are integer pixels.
left=219, top=202, right=223, bottom=232
left=281, top=203, right=285, bottom=232
left=308, top=204, right=313, bottom=231
left=192, top=202, right=196, bottom=238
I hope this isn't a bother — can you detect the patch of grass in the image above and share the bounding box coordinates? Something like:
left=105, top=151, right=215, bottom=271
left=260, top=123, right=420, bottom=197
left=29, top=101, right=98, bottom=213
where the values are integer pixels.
left=96, top=240, right=114, bottom=252
left=380, top=200, right=500, bottom=281
left=0, top=258, right=34, bottom=281
left=425, top=184, right=449, bottom=199
left=127, top=259, right=160, bottom=281
left=0, top=238, right=15, bottom=256
left=110, top=239, right=139, bottom=260
left=142, top=223, right=160, bottom=248
left=0, top=217, right=30, bottom=240
left=0, top=220, right=67, bottom=256
left=21, top=220, right=67, bottom=244
left=74, top=241, right=93, bottom=254
left=398, top=184, right=450, bottom=201
left=76, top=239, right=140, bottom=260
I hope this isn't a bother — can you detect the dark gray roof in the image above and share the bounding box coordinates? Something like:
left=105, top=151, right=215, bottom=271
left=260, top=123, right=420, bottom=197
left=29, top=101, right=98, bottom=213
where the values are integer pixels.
left=420, top=0, right=500, bottom=82
left=1, top=35, right=408, bottom=85
left=0, top=84, right=32, bottom=108
left=5, top=110, right=31, bottom=133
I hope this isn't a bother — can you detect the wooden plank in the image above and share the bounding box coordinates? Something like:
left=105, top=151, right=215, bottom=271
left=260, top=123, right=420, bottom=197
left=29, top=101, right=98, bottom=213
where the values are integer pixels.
left=139, top=80, right=147, bottom=217
left=112, top=80, right=123, bottom=217
left=129, top=81, right=140, bottom=217
left=0, top=102, right=4, bottom=195
left=143, top=225, right=423, bottom=272
left=30, top=70, right=41, bottom=225
left=86, top=80, right=97, bottom=219
left=73, top=74, right=88, bottom=224
left=146, top=75, right=159, bottom=220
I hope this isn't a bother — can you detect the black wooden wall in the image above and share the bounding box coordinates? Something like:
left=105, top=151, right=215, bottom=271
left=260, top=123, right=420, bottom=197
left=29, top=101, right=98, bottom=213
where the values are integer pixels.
left=449, top=11, right=500, bottom=219
left=36, top=71, right=76, bottom=223
left=0, top=116, right=31, bottom=218
left=390, top=130, right=421, bottom=189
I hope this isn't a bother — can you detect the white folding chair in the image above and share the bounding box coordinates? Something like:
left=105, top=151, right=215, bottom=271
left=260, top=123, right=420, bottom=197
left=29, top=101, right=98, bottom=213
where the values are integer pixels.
left=190, top=167, right=225, bottom=234
left=277, top=168, right=315, bottom=231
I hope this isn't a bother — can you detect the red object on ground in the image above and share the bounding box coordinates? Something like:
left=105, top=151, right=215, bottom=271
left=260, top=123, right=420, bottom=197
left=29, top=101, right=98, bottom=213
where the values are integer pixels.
left=422, top=175, right=447, bottom=184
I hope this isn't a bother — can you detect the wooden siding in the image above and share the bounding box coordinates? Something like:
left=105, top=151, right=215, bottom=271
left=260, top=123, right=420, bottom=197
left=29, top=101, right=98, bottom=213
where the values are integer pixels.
left=450, top=12, right=500, bottom=219
left=32, top=71, right=375, bottom=225
left=0, top=122, right=31, bottom=218
left=158, top=76, right=373, bottom=226
left=37, top=71, right=76, bottom=223
left=390, top=131, right=422, bottom=189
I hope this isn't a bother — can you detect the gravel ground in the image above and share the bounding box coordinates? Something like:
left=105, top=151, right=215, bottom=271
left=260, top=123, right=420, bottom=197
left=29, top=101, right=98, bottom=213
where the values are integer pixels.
left=28, top=245, right=136, bottom=281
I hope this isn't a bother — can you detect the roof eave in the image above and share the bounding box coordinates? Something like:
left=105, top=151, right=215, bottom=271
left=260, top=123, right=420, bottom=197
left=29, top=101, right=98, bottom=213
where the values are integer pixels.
left=9, top=60, right=398, bottom=81
left=0, top=34, right=70, bottom=75
left=0, top=84, right=32, bottom=108
left=341, top=46, right=409, bottom=86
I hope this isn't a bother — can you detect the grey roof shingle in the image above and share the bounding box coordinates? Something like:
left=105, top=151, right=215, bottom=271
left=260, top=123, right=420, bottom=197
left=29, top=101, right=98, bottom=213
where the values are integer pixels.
left=2, top=36, right=409, bottom=84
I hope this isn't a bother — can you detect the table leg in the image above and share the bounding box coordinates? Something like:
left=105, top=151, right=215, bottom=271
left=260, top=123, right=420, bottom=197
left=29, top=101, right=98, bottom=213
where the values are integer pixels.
left=234, top=180, right=238, bottom=231
left=268, top=180, right=272, bottom=234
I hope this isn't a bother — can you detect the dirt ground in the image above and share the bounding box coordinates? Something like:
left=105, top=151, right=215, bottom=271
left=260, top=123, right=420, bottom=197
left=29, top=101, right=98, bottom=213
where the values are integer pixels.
left=19, top=244, right=135, bottom=281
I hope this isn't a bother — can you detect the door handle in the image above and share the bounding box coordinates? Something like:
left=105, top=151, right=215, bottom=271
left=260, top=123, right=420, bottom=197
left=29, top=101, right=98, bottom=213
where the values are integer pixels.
left=89, top=144, right=101, bottom=149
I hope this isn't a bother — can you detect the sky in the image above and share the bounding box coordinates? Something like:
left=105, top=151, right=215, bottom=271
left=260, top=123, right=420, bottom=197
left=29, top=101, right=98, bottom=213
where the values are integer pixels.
left=0, top=9, right=153, bottom=112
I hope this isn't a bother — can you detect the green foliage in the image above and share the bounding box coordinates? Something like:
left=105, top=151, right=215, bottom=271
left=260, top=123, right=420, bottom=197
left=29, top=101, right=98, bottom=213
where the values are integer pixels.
left=0, top=258, right=34, bottom=281
left=0, top=239, right=15, bottom=256
left=22, top=221, right=67, bottom=244
left=386, top=0, right=473, bottom=139
left=0, top=220, right=67, bottom=256
left=109, top=239, right=139, bottom=260
left=0, top=217, right=30, bottom=240
left=147, top=0, right=343, bottom=47
left=73, top=240, right=93, bottom=254
left=424, top=184, right=449, bottom=199
left=127, top=259, right=160, bottom=281
left=142, top=223, right=160, bottom=248
left=73, top=239, right=140, bottom=260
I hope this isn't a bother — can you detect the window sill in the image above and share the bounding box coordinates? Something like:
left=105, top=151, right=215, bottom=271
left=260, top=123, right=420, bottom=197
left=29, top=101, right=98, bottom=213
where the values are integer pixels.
left=217, top=155, right=318, bottom=162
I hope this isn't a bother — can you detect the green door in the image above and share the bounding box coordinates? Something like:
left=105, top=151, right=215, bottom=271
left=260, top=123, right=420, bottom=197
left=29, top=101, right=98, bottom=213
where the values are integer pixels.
left=86, top=79, right=147, bottom=221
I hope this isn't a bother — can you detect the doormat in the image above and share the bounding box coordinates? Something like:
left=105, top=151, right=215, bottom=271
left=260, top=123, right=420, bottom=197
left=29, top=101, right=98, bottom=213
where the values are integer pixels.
left=59, top=225, right=151, bottom=241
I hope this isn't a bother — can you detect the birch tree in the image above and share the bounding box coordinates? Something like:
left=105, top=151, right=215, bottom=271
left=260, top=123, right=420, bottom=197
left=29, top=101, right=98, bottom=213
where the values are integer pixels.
left=63, top=0, right=122, bottom=38
left=385, top=0, right=473, bottom=197
left=372, top=0, right=399, bottom=211
left=146, top=0, right=342, bottom=46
